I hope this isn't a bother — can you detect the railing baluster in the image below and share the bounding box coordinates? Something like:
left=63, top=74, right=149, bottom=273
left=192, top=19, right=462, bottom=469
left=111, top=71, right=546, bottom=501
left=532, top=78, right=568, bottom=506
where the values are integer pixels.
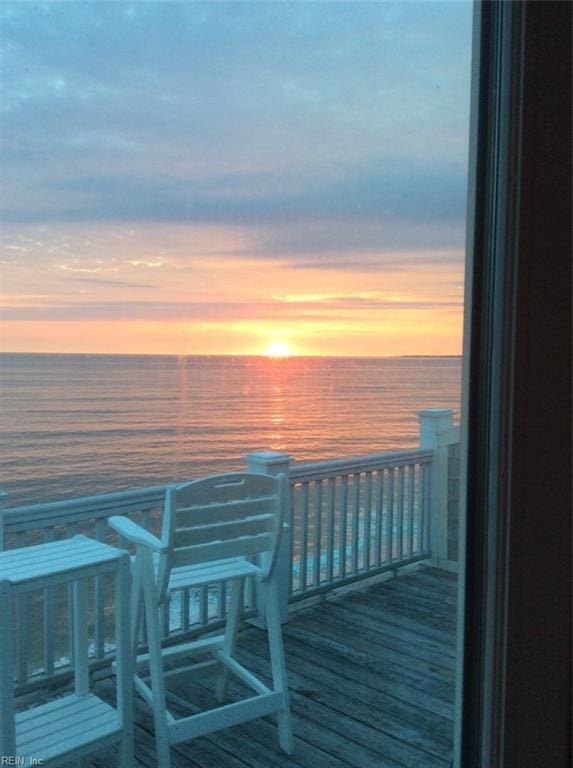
left=162, top=602, right=170, bottom=637
left=414, top=464, right=421, bottom=554
left=15, top=532, right=28, bottom=684
left=421, top=462, right=430, bottom=553
left=300, top=483, right=309, bottom=593
left=397, top=466, right=405, bottom=560
left=218, top=582, right=227, bottom=621
left=182, top=587, right=190, bottom=630
left=66, top=523, right=77, bottom=671
left=199, top=585, right=208, bottom=626
left=408, top=464, right=415, bottom=557
left=387, top=469, right=395, bottom=563
left=288, top=485, right=300, bottom=595
left=339, top=476, right=348, bottom=578
left=418, top=463, right=424, bottom=553
left=326, top=478, right=335, bottom=583
left=94, top=518, right=106, bottom=660
left=313, top=480, right=322, bottom=588
left=43, top=528, right=56, bottom=676
left=352, top=474, right=360, bottom=574
left=288, top=487, right=296, bottom=595
left=364, top=471, right=372, bottom=571
left=375, top=471, right=384, bottom=566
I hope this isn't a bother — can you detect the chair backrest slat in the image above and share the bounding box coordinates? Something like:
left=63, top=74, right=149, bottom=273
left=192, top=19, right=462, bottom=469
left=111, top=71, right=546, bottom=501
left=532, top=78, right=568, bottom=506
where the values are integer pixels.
left=172, top=532, right=274, bottom=568
left=176, top=473, right=275, bottom=506
left=173, top=515, right=274, bottom=548
left=176, top=496, right=274, bottom=527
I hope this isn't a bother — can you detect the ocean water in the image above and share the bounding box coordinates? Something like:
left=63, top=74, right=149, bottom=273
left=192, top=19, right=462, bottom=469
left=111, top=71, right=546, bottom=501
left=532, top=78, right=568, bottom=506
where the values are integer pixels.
left=0, top=354, right=461, bottom=508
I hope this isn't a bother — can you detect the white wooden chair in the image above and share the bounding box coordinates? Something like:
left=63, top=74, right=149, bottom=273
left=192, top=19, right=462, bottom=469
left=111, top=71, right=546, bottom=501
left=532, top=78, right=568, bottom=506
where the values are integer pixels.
left=108, top=472, right=293, bottom=768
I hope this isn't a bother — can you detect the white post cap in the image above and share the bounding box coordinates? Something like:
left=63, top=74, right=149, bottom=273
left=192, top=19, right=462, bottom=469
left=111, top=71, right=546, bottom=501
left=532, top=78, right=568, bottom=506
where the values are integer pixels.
left=244, top=451, right=292, bottom=473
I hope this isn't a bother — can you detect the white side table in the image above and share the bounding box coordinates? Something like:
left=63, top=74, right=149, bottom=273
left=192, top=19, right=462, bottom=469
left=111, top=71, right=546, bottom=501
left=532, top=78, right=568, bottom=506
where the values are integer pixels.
left=0, top=535, right=133, bottom=767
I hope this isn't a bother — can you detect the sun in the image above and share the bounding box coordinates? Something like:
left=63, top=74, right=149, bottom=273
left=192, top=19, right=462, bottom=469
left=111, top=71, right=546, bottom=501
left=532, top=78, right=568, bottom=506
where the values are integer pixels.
left=266, top=341, right=290, bottom=358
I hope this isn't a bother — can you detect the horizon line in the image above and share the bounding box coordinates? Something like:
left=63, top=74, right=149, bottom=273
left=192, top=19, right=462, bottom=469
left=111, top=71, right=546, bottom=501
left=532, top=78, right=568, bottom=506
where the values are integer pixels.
left=0, top=351, right=462, bottom=360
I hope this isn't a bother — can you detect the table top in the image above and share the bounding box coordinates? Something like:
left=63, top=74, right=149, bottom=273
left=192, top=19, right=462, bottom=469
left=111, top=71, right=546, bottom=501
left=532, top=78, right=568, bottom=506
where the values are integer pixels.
left=0, top=535, right=127, bottom=588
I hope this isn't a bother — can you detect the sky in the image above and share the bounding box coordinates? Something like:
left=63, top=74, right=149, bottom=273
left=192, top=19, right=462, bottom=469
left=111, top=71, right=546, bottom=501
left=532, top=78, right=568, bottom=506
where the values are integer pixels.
left=0, top=1, right=473, bottom=357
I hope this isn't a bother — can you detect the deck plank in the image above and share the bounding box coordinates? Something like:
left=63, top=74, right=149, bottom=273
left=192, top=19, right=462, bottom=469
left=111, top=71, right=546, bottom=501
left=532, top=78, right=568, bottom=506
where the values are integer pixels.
left=306, top=603, right=456, bottom=669
left=341, top=593, right=457, bottom=645
left=32, top=566, right=457, bottom=767
left=232, top=646, right=452, bottom=766
left=291, top=611, right=455, bottom=680
left=280, top=627, right=455, bottom=705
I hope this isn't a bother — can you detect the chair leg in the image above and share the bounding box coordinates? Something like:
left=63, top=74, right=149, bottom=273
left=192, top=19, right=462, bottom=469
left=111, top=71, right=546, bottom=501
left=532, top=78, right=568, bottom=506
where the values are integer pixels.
left=215, top=578, right=244, bottom=703
left=139, top=548, right=171, bottom=768
left=262, top=579, right=294, bottom=754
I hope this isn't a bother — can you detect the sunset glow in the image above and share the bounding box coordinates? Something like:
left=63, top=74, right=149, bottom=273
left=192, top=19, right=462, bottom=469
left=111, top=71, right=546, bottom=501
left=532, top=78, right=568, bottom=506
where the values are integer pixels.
left=0, top=3, right=471, bottom=357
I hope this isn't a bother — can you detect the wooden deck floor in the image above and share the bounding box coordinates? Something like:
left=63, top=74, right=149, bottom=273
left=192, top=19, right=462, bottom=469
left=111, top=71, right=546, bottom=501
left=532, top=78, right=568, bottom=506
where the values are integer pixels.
left=92, top=566, right=457, bottom=768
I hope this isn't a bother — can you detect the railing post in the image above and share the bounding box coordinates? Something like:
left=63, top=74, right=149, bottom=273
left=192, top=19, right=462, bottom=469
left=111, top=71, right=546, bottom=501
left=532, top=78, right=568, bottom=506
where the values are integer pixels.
left=244, top=451, right=292, bottom=627
left=0, top=491, right=7, bottom=551
left=417, top=409, right=454, bottom=568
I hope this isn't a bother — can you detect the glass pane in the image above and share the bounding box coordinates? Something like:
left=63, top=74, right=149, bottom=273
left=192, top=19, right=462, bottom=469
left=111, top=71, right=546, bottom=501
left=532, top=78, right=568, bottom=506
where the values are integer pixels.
left=1, top=2, right=472, bottom=765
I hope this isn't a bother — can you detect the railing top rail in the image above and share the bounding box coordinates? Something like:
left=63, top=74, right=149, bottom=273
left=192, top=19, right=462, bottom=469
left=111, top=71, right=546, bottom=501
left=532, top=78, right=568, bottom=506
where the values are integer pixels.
left=290, top=447, right=433, bottom=483
left=2, top=443, right=449, bottom=530
left=2, top=484, right=167, bottom=530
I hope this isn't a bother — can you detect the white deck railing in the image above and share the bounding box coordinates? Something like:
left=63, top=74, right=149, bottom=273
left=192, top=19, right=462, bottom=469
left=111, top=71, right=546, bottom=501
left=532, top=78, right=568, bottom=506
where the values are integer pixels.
left=1, top=409, right=459, bottom=692
left=288, top=448, right=433, bottom=600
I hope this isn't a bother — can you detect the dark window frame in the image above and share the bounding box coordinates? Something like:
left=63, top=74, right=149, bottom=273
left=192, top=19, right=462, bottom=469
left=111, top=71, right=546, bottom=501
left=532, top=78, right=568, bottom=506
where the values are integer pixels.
left=460, top=2, right=571, bottom=766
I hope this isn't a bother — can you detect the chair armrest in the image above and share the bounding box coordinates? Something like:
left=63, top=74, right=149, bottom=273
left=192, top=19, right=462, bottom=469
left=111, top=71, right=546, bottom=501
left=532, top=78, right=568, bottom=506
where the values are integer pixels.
left=108, top=516, right=166, bottom=552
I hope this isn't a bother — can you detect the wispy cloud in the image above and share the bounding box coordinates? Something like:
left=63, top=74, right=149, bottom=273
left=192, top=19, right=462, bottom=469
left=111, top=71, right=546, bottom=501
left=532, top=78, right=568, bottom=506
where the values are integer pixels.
left=62, top=276, right=154, bottom=289
left=1, top=293, right=463, bottom=323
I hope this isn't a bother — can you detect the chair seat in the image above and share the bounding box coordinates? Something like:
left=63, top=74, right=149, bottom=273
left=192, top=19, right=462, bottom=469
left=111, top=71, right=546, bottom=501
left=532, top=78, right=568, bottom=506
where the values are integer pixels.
left=167, top=556, right=261, bottom=591
left=130, top=554, right=261, bottom=591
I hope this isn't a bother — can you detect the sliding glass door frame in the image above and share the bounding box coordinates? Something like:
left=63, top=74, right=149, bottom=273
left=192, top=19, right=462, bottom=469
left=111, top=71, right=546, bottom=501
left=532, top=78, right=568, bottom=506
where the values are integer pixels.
left=458, top=2, right=571, bottom=767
